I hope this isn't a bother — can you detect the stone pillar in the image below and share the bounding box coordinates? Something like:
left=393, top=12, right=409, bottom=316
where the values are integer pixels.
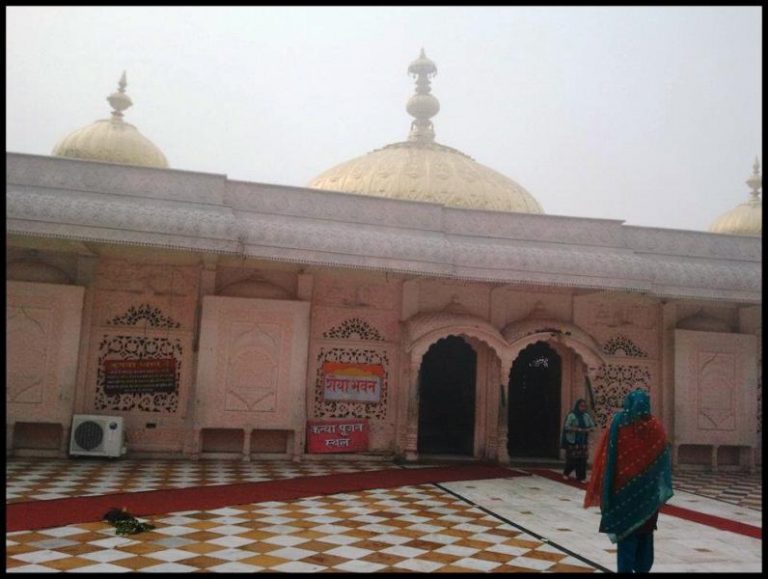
left=242, top=429, right=252, bottom=462
left=496, top=357, right=513, bottom=464
left=585, top=365, right=602, bottom=465
left=72, top=255, right=99, bottom=416
left=485, top=356, right=501, bottom=461
left=404, top=357, right=421, bottom=462
left=297, top=272, right=313, bottom=302
left=7, top=422, right=15, bottom=457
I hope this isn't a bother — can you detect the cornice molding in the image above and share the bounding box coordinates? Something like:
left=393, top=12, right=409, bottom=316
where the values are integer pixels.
left=6, top=153, right=761, bottom=304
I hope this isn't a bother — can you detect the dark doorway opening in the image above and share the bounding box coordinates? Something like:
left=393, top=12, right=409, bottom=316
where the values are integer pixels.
left=418, top=336, right=476, bottom=455
left=507, top=341, right=562, bottom=458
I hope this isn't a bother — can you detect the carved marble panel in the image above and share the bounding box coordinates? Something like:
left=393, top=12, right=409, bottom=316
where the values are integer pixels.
left=674, top=330, right=757, bottom=447
left=195, top=296, right=310, bottom=431
left=6, top=281, right=85, bottom=426
left=223, top=322, right=281, bottom=412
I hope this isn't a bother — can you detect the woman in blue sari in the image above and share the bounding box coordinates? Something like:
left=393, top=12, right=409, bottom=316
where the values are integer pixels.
left=583, top=389, right=674, bottom=573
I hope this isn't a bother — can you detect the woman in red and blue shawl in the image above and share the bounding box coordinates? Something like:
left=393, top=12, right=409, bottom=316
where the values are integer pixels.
left=583, top=388, right=673, bottom=573
left=560, top=399, right=596, bottom=482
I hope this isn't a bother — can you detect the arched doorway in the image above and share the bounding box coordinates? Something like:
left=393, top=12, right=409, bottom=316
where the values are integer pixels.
left=418, top=336, right=477, bottom=455
left=507, top=341, right=562, bottom=458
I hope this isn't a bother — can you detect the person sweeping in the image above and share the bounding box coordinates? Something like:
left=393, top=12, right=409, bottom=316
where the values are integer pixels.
left=583, top=389, right=674, bottom=573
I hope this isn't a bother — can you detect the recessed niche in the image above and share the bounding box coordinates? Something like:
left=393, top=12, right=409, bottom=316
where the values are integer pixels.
left=677, top=444, right=711, bottom=466
left=13, top=422, right=62, bottom=450
left=250, top=430, right=291, bottom=454
left=200, top=428, right=244, bottom=453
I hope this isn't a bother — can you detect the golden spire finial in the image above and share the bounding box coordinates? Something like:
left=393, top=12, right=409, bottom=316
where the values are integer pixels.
left=746, top=156, right=762, bottom=200
left=406, top=49, right=440, bottom=143
left=107, top=71, right=133, bottom=120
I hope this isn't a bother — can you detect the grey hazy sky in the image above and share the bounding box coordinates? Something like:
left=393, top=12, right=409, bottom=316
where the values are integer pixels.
left=6, top=6, right=762, bottom=232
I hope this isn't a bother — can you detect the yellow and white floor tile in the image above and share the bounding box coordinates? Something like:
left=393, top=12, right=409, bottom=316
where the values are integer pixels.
left=6, top=484, right=598, bottom=573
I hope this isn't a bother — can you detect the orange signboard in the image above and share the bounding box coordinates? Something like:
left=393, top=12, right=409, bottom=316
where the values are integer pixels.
left=321, top=362, right=383, bottom=403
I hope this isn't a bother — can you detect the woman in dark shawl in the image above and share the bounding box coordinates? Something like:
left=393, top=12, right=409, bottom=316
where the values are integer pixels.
left=583, top=388, right=674, bottom=573
left=560, top=398, right=596, bottom=482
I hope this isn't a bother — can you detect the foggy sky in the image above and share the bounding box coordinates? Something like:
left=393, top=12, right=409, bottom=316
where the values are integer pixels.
left=6, top=6, right=762, bottom=233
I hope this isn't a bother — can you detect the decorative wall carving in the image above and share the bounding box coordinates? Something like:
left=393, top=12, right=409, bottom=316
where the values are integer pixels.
left=106, top=304, right=181, bottom=329
left=674, top=330, right=757, bottom=449
left=313, top=347, right=390, bottom=420
left=7, top=282, right=85, bottom=430
left=574, top=294, right=659, bottom=361
left=696, top=352, right=736, bottom=431
left=591, top=364, right=652, bottom=429
left=418, top=280, right=490, bottom=321
left=95, top=335, right=182, bottom=413
left=313, top=276, right=399, bottom=311
left=602, top=335, right=648, bottom=358
left=7, top=306, right=51, bottom=404
left=223, top=322, right=281, bottom=412
left=323, top=318, right=385, bottom=342
left=95, top=260, right=198, bottom=297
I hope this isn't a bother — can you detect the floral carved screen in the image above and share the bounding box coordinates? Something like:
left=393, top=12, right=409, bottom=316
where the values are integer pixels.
left=323, top=318, right=385, bottom=341
left=106, top=304, right=181, bottom=329
left=95, top=334, right=183, bottom=413
left=602, top=335, right=648, bottom=358
left=591, top=364, right=652, bottom=429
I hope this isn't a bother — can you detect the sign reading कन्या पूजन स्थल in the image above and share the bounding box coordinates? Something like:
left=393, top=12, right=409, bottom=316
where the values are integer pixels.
left=321, top=362, right=383, bottom=403
left=306, top=418, right=369, bottom=453
left=104, top=358, right=176, bottom=395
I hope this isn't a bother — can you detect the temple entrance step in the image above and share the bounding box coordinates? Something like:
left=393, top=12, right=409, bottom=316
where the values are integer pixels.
left=507, top=457, right=565, bottom=469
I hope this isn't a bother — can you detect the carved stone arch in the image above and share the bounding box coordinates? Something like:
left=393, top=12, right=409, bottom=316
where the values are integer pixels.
left=502, top=319, right=607, bottom=371
left=405, top=311, right=507, bottom=364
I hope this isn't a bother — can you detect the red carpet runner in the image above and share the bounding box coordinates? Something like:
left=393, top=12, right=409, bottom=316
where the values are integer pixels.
left=527, top=468, right=762, bottom=540
left=6, top=464, right=518, bottom=532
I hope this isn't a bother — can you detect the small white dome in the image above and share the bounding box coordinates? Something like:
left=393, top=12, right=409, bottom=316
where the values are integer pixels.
left=52, top=72, right=168, bottom=169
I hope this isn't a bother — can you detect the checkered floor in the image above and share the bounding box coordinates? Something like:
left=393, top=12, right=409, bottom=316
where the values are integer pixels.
left=5, top=459, right=389, bottom=504
left=672, top=470, right=762, bottom=511
left=6, top=458, right=762, bottom=513
left=6, top=484, right=597, bottom=573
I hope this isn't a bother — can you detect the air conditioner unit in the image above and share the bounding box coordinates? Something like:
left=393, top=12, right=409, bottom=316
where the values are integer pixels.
left=69, top=415, right=127, bottom=458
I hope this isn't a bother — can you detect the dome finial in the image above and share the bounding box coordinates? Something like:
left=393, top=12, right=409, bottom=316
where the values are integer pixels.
left=406, top=49, right=440, bottom=143
left=746, top=156, right=762, bottom=200
left=107, top=71, right=133, bottom=120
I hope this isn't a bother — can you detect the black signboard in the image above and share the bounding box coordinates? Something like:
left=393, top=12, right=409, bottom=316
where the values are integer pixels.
left=104, top=358, right=176, bottom=395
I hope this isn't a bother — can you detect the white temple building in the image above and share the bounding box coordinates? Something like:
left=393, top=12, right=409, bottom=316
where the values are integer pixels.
left=6, top=52, right=762, bottom=471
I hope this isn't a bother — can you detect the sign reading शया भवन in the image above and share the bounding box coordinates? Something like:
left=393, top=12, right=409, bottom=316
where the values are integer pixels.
left=321, top=362, right=383, bottom=403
